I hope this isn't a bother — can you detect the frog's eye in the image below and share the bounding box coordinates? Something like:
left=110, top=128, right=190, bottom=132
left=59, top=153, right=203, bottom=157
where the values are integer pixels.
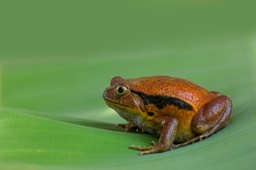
left=115, top=86, right=129, bottom=96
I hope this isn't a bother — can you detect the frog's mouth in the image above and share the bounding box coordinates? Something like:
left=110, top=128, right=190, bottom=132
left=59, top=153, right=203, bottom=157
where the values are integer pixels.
left=104, top=99, right=131, bottom=110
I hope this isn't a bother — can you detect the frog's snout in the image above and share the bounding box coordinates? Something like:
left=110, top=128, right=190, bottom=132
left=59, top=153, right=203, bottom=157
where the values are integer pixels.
left=104, top=86, right=120, bottom=102
left=103, top=87, right=112, bottom=100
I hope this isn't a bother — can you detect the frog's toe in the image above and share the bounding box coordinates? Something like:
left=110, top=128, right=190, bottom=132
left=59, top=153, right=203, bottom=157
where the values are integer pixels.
left=139, top=148, right=159, bottom=155
left=129, top=145, right=158, bottom=155
left=151, top=140, right=157, bottom=146
left=129, top=144, right=173, bottom=155
left=138, top=145, right=168, bottom=155
left=128, top=145, right=153, bottom=151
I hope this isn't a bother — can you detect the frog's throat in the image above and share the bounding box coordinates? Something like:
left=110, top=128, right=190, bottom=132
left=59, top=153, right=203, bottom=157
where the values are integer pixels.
left=104, top=99, right=144, bottom=122
left=105, top=99, right=128, bottom=108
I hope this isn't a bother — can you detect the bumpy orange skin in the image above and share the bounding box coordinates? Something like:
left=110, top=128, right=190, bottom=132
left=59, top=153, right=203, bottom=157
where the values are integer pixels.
left=103, top=76, right=232, bottom=155
left=125, top=76, right=217, bottom=111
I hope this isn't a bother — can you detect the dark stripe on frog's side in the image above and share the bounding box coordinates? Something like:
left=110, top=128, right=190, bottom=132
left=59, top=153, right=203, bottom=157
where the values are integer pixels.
left=132, top=90, right=193, bottom=111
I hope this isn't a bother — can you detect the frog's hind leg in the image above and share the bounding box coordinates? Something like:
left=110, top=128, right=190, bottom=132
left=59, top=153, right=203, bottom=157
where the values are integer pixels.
left=175, top=95, right=232, bottom=148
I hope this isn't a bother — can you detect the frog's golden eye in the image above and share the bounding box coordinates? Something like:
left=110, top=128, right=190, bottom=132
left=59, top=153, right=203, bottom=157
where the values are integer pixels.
left=115, top=86, right=129, bottom=96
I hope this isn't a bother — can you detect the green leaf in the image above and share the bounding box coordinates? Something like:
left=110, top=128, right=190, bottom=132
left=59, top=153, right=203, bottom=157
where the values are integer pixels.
left=1, top=1, right=256, bottom=170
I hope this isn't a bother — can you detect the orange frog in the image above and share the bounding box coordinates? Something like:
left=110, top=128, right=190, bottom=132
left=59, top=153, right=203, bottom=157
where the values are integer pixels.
left=103, top=76, right=232, bottom=155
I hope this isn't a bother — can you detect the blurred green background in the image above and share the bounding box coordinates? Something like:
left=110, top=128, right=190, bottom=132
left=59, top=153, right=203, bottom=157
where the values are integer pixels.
left=0, top=0, right=256, bottom=170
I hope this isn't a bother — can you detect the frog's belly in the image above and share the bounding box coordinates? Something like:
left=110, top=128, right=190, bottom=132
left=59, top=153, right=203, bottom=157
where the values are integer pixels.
left=175, top=123, right=196, bottom=143
left=164, top=107, right=197, bottom=143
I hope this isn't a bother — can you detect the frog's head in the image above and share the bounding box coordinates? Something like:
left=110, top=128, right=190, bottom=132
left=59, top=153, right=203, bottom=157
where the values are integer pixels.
left=103, top=76, right=147, bottom=123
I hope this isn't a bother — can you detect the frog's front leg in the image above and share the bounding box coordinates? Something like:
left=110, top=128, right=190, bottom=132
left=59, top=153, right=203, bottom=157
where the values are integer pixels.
left=129, top=116, right=178, bottom=155
left=176, top=95, right=232, bottom=148
left=117, top=122, right=141, bottom=132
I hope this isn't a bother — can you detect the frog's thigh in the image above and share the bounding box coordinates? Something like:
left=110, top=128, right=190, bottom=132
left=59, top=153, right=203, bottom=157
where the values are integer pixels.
left=192, top=95, right=232, bottom=136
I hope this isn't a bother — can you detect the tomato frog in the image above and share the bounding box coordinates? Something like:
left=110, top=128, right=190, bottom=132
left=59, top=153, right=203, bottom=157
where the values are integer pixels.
left=103, top=76, right=232, bottom=155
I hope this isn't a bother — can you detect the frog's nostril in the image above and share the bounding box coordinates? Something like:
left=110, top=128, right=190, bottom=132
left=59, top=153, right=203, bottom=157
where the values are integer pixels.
left=103, top=88, right=114, bottom=99
left=107, top=88, right=112, bottom=93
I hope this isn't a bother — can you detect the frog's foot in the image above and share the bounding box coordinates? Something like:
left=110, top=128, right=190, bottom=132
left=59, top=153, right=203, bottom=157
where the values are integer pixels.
left=129, top=144, right=173, bottom=155
left=116, top=122, right=141, bottom=132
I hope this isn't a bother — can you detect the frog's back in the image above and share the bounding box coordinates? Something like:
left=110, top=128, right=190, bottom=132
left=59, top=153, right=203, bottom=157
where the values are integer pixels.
left=126, top=76, right=215, bottom=111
